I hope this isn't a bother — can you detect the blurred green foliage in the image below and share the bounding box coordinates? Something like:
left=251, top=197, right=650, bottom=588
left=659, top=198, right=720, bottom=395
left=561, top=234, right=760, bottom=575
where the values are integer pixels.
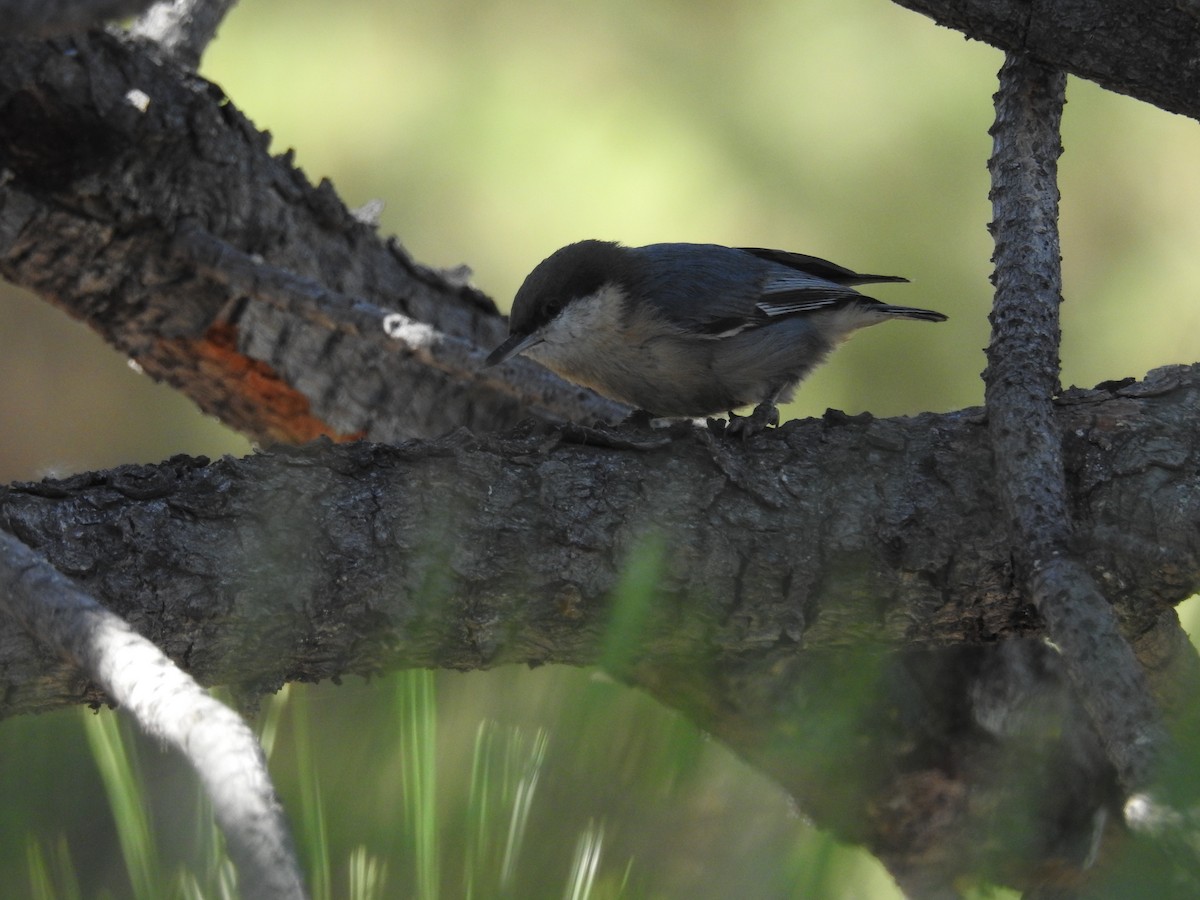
left=2, top=0, right=1199, bottom=896
left=10, top=670, right=901, bottom=898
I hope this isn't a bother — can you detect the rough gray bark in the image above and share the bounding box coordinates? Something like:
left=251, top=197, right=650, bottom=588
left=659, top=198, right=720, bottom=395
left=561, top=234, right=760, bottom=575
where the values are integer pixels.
left=2, top=367, right=1199, bottom=891
left=0, top=530, right=306, bottom=900
left=985, top=53, right=1165, bottom=793
left=890, top=0, right=1200, bottom=121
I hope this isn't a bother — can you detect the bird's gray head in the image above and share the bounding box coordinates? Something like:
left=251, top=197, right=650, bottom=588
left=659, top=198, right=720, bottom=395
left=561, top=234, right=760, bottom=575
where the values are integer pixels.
left=485, top=240, right=629, bottom=367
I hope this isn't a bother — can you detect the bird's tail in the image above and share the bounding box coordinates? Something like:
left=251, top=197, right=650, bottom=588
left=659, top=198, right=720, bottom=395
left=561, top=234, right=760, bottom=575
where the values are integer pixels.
left=871, top=303, right=948, bottom=323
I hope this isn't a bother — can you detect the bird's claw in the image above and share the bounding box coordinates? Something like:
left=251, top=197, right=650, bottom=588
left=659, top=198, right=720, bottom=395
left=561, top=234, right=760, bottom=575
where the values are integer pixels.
left=722, top=403, right=779, bottom=438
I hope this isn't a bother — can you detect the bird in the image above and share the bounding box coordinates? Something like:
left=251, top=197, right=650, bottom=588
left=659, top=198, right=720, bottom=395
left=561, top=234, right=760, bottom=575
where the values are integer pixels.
left=485, top=240, right=947, bottom=432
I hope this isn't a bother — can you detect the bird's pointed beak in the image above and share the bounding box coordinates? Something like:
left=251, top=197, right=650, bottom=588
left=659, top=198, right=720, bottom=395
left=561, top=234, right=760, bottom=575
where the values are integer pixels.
left=484, top=331, right=543, bottom=367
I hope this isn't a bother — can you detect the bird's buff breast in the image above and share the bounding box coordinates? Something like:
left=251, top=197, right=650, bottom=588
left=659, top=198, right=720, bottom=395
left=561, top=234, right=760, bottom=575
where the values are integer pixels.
left=523, top=287, right=767, bottom=416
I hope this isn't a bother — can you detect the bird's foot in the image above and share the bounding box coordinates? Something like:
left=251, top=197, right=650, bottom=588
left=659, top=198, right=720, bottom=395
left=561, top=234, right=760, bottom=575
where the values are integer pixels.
left=722, top=402, right=779, bottom=438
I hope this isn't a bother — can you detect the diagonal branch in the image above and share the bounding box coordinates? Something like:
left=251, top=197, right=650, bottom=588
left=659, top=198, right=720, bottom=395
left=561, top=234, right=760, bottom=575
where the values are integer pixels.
left=0, top=30, right=617, bottom=444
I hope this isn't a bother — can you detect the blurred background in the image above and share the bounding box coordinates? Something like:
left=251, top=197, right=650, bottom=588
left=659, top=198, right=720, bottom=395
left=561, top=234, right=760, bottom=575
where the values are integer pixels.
left=1, top=0, right=1198, bottom=896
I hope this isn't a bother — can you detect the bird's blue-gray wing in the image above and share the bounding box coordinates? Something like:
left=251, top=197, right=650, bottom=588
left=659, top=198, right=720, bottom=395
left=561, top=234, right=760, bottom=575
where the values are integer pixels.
left=627, top=243, right=905, bottom=332
left=625, top=244, right=773, bottom=333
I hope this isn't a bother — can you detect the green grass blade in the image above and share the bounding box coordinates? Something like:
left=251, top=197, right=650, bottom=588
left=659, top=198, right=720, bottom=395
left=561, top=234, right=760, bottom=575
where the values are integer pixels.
left=290, top=686, right=331, bottom=900
left=563, top=820, right=604, bottom=900
left=347, top=845, right=389, bottom=900
left=26, top=837, right=52, bottom=900
left=257, top=684, right=291, bottom=764
left=81, top=710, right=160, bottom=900
left=27, top=834, right=82, bottom=900
left=499, top=727, right=548, bottom=890
left=464, top=720, right=497, bottom=900
left=397, top=670, right=439, bottom=900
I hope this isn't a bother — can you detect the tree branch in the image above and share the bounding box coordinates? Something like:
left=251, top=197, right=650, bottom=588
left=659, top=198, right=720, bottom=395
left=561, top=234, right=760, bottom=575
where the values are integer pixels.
left=986, top=52, right=1166, bottom=793
left=890, top=0, right=1200, bottom=121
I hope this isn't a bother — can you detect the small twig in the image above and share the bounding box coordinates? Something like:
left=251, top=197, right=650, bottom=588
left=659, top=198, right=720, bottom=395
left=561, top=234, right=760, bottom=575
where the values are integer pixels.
left=129, top=0, right=239, bottom=69
left=985, top=51, right=1165, bottom=790
left=0, top=529, right=307, bottom=900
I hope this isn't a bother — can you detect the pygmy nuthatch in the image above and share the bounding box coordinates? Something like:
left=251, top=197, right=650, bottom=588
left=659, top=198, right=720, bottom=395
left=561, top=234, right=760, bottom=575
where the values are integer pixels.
left=485, top=240, right=947, bottom=431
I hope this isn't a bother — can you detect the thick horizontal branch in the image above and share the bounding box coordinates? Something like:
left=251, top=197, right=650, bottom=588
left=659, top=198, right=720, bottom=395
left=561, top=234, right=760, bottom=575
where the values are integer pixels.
left=2, top=365, right=1198, bottom=891
left=891, top=0, right=1200, bottom=121
left=0, top=366, right=1195, bottom=717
